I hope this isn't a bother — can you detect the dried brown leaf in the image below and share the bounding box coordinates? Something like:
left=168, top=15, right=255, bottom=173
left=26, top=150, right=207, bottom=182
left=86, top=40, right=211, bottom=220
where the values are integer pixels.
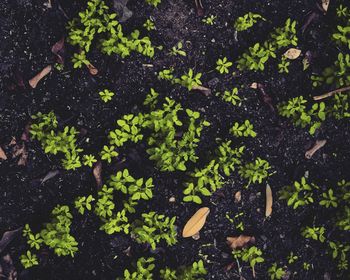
left=305, top=140, right=327, bottom=159
left=0, top=228, right=22, bottom=253
left=265, top=184, right=273, bottom=217
left=29, top=65, right=52, bottom=88
left=51, top=37, right=65, bottom=64
left=93, top=161, right=103, bottom=188
left=182, top=207, right=210, bottom=238
left=226, top=235, right=255, bottom=250
left=234, top=191, right=241, bottom=203
left=284, top=48, right=301, bottom=60
left=12, top=144, right=28, bottom=166
left=192, top=85, right=211, bottom=96
left=21, top=123, right=31, bottom=142
left=87, top=63, right=98, bottom=75
left=0, top=147, right=7, bottom=160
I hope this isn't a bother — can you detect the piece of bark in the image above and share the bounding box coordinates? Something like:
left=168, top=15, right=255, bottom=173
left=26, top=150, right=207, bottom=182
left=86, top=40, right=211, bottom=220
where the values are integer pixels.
left=93, top=161, right=103, bottom=188
left=51, top=37, right=65, bottom=64
left=0, top=147, right=7, bottom=160
left=313, top=86, right=350, bottom=100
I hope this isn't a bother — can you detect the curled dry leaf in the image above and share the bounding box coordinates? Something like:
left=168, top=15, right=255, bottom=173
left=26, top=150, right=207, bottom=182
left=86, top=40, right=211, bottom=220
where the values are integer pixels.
left=21, top=123, right=31, bottom=142
left=93, top=161, right=103, bottom=188
left=234, top=191, right=241, bottom=203
left=12, top=144, right=28, bottom=166
left=51, top=37, right=65, bottom=64
left=284, top=48, right=301, bottom=60
left=250, top=82, right=258, bottom=89
left=29, top=65, right=52, bottom=88
left=87, top=63, right=98, bottom=75
left=226, top=235, right=255, bottom=250
left=0, top=228, right=22, bottom=253
left=182, top=207, right=210, bottom=238
left=0, top=147, right=7, bottom=160
left=192, top=85, right=211, bottom=96
left=305, top=140, right=327, bottom=159
left=265, top=184, right=273, bottom=217
left=321, top=0, right=330, bottom=13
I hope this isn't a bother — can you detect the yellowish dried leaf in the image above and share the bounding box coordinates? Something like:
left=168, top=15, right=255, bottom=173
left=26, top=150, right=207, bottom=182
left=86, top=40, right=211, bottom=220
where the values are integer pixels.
left=226, top=235, right=255, bottom=250
left=322, top=0, right=330, bottom=13
left=93, top=161, right=103, bottom=188
left=265, top=184, right=273, bottom=217
left=182, top=207, right=210, bottom=238
left=284, top=48, right=301, bottom=60
left=250, top=82, right=258, bottom=89
left=234, top=191, right=241, bottom=203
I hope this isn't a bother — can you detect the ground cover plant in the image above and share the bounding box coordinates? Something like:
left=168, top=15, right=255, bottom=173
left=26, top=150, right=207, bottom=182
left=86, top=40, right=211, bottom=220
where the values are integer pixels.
left=0, top=0, right=349, bottom=279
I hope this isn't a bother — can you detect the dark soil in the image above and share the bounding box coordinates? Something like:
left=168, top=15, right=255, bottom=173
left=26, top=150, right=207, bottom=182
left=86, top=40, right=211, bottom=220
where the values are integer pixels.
left=0, top=0, right=349, bottom=279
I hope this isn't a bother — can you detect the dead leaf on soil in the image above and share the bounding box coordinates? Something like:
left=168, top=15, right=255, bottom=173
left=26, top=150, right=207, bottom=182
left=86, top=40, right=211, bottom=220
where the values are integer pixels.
left=182, top=207, right=210, bottom=238
left=234, top=191, right=241, bottom=203
left=51, top=37, right=65, bottom=64
left=321, top=0, right=330, bottom=13
left=87, top=63, right=98, bottom=75
left=0, top=254, right=17, bottom=280
left=192, top=85, right=211, bottom=96
left=29, top=65, right=52, bottom=88
left=0, top=228, right=22, bottom=253
left=284, top=48, right=301, bottom=60
left=250, top=82, right=258, bottom=89
left=41, top=169, right=60, bottom=185
left=0, top=147, right=7, bottom=160
left=93, top=161, right=103, bottom=188
left=21, top=123, right=31, bottom=142
left=265, top=184, right=273, bottom=217
left=226, top=235, right=255, bottom=250
left=12, top=144, right=28, bottom=166
left=305, top=140, right=327, bottom=159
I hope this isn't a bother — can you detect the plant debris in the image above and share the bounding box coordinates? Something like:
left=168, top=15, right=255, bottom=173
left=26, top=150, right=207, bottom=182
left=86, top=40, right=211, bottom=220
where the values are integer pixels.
left=265, top=184, right=273, bottom=217
left=182, top=207, right=210, bottom=238
left=305, top=140, right=327, bottom=159
left=28, top=65, right=52, bottom=88
left=226, top=235, right=255, bottom=250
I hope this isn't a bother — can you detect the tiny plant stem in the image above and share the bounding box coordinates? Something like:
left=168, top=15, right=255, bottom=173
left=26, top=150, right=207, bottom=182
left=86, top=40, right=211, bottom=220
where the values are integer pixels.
left=313, top=86, right=350, bottom=100
left=305, top=140, right=327, bottom=159
left=29, top=65, right=52, bottom=88
left=252, top=266, right=256, bottom=278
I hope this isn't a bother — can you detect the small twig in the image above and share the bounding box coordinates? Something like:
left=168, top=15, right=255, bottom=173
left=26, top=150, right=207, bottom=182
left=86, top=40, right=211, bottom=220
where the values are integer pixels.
left=305, top=140, right=327, bottom=159
left=313, top=86, right=350, bottom=100
left=28, top=65, right=52, bottom=88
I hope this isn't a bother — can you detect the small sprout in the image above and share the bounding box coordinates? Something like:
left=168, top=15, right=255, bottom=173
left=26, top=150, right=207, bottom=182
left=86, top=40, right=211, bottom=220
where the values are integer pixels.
left=99, top=89, right=115, bottom=103
left=216, top=57, right=232, bottom=74
left=278, top=57, right=290, bottom=73
left=301, top=226, right=326, bottom=242
left=234, top=12, right=265, bottom=32
left=169, top=42, right=186, bottom=57
left=100, top=145, right=118, bottom=163
left=83, top=154, right=97, bottom=167
left=268, top=263, right=285, bottom=280
left=202, top=15, right=216, bottom=25
left=145, top=0, right=161, bottom=7
left=75, top=195, right=95, bottom=214
left=320, top=189, right=338, bottom=208
left=143, top=18, right=155, bottom=31
left=20, top=251, right=39, bottom=269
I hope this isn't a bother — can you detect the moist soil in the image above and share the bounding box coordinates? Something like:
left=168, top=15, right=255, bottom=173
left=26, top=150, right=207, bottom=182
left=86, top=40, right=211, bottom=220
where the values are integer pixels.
left=0, top=0, right=349, bottom=279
